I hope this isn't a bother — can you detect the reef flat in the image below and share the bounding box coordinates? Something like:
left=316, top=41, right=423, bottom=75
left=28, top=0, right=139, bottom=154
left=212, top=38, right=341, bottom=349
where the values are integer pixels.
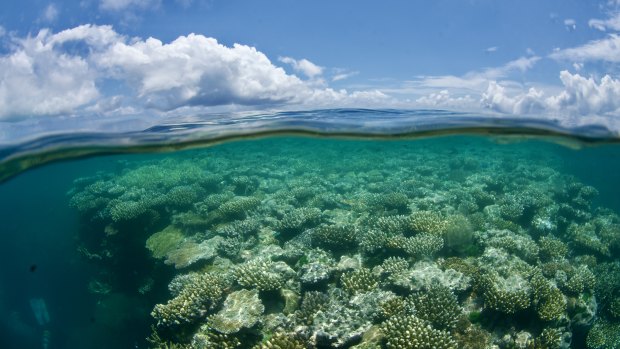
left=67, top=136, right=620, bottom=349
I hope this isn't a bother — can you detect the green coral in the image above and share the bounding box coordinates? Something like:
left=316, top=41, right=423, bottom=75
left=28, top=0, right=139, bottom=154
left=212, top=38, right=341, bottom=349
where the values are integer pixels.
left=380, top=257, right=409, bottom=276
left=381, top=314, right=457, bottom=349
left=146, top=225, right=186, bottom=259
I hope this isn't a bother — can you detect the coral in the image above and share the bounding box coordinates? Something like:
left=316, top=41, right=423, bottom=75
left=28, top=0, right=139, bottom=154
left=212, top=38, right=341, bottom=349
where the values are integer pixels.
left=376, top=297, right=407, bottom=321
left=295, top=291, right=329, bottom=325
left=366, top=192, right=410, bottom=213
left=312, top=289, right=394, bottom=347
left=312, top=224, right=358, bottom=251
left=477, top=229, right=539, bottom=263
left=537, top=328, right=562, bottom=349
left=376, top=215, right=411, bottom=235
left=389, top=260, right=471, bottom=292
left=213, top=196, right=262, bottom=221
left=402, top=233, right=444, bottom=258
left=234, top=258, right=293, bottom=291
left=479, top=272, right=531, bottom=314
left=568, top=222, right=610, bottom=256
left=380, top=257, right=409, bottom=276
left=253, top=332, right=307, bottom=349
left=208, top=289, right=264, bottom=334
left=381, top=314, right=457, bottom=349
left=408, top=210, right=448, bottom=235
left=408, top=286, right=462, bottom=330
left=538, top=235, right=568, bottom=261
left=359, top=229, right=393, bottom=253
left=341, top=268, right=379, bottom=295
left=531, top=272, right=566, bottom=321
left=146, top=225, right=186, bottom=259
left=586, top=320, right=620, bottom=349
left=152, top=272, right=230, bottom=327
left=276, top=207, right=322, bottom=239
left=299, top=249, right=335, bottom=285
left=164, top=236, right=223, bottom=269
left=563, top=265, right=596, bottom=295
left=192, top=324, right=242, bottom=349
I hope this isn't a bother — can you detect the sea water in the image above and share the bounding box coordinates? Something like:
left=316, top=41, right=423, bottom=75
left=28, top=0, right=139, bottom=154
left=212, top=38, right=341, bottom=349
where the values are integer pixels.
left=0, top=110, right=619, bottom=349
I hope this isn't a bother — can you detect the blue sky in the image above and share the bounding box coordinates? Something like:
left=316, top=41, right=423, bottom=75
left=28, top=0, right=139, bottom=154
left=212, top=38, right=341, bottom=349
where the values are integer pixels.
left=1, top=0, right=620, bottom=137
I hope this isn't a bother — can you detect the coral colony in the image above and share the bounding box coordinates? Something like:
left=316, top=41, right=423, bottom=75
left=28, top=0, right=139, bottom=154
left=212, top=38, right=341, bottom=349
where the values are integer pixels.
left=67, top=137, right=620, bottom=348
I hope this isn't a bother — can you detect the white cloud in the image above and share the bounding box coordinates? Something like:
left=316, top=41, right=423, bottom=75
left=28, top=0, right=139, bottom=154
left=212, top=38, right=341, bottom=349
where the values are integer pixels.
left=550, top=34, right=620, bottom=62
left=99, top=0, right=158, bottom=11
left=0, top=25, right=392, bottom=120
left=278, top=56, right=324, bottom=78
left=0, top=28, right=101, bottom=119
left=0, top=26, right=5, bottom=37
left=481, top=71, right=620, bottom=117
left=589, top=13, right=620, bottom=31
left=485, top=46, right=498, bottom=53
left=332, top=71, right=358, bottom=82
left=564, top=18, right=576, bottom=31
left=415, top=90, right=476, bottom=109
left=42, top=4, right=59, bottom=22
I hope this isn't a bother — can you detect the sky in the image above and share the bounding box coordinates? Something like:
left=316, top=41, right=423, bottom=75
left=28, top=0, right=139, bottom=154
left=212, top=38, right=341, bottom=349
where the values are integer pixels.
left=2, top=0, right=620, bottom=138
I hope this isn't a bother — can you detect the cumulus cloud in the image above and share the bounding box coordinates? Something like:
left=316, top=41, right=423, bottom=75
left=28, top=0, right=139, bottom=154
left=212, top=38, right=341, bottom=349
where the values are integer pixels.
left=564, top=18, right=576, bottom=31
left=0, top=24, right=391, bottom=120
left=278, top=56, right=324, bottom=78
left=550, top=34, right=620, bottom=62
left=481, top=71, right=620, bottom=117
left=0, top=26, right=103, bottom=120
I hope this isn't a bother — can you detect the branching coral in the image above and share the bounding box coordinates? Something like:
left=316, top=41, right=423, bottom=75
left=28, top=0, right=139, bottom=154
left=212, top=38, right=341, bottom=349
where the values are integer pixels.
left=408, top=286, right=462, bottom=330
left=152, top=272, right=230, bottom=327
left=381, top=314, right=457, bottom=349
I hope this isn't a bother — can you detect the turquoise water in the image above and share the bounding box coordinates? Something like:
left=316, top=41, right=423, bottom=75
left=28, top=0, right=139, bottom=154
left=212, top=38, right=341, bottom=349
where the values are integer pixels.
left=1, top=110, right=620, bottom=349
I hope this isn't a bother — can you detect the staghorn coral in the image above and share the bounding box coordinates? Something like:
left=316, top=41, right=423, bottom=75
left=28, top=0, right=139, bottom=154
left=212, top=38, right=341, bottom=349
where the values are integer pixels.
left=381, top=314, right=457, bottom=349
left=192, top=324, right=242, bottom=349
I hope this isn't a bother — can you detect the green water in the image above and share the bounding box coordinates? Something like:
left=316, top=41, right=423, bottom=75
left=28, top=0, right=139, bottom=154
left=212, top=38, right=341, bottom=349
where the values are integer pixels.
left=1, top=135, right=620, bottom=349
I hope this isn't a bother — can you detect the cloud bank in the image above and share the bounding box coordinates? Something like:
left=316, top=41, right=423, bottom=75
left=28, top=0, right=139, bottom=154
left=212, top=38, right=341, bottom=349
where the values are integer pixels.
left=0, top=25, right=388, bottom=120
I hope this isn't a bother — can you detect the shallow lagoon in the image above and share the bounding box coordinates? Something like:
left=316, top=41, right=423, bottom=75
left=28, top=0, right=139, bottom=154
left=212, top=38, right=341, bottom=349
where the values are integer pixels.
left=1, top=134, right=620, bottom=349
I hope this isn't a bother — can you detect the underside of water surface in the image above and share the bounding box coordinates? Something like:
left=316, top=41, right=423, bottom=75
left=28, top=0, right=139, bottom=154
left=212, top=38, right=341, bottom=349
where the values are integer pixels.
left=1, top=111, right=620, bottom=349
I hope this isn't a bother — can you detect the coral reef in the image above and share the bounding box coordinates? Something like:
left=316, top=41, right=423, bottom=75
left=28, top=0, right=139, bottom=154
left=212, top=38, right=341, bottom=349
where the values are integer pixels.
left=66, top=137, right=620, bottom=349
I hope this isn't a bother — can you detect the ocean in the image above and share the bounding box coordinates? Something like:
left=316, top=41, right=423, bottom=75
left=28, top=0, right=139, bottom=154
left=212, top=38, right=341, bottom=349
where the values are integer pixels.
left=0, top=109, right=619, bottom=349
